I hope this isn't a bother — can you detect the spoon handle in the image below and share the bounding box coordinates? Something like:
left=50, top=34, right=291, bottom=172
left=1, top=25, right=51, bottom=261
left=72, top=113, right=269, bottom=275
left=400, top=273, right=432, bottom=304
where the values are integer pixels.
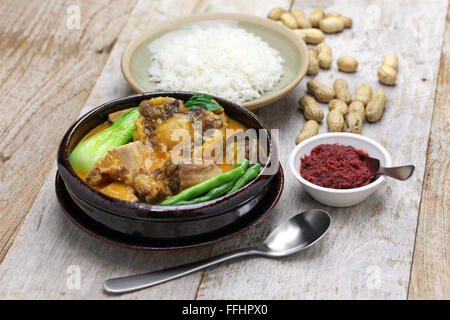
left=379, top=165, right=415, bottom=180
left=104, top=247, right=259, bottom=294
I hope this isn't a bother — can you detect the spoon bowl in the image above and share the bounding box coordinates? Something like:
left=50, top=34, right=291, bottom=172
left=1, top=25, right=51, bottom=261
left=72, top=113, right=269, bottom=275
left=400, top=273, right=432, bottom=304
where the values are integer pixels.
left=361, top=155, right=415, bottom=181
left=104, top=209, right=331, bottom=294
left=260, top=209, right=331, bottom=257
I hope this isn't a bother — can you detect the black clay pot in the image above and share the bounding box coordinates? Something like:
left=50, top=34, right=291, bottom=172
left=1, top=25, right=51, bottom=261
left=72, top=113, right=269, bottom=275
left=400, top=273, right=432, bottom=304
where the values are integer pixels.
left=57, top=92, right=280, bottom=240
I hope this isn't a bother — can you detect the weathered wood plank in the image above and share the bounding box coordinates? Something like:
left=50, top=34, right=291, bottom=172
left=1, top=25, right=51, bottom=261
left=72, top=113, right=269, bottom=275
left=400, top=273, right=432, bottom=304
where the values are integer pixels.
left=408, top=7, right=449, bottom=300
left=0, top=0, right=290, bottom=299
left=194, top=0, right=448, bottom=299
left=0, top=0, right=138, bottom=261
left=0, top=0, right=207, bottom=300
left=0, top=0, right=292, bottom=299
left=0, top=0, right=447, bottom=300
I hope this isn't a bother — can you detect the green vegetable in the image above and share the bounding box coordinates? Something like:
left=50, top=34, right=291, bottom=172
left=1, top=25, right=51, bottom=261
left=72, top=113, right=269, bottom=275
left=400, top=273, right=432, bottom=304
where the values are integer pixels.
left=170, top=158, right=249, bottom=205
left=160, top=165, right=245, bottom=205
left=238, top=158, right=250, bottom=172
left=161, top=159, right=249, bottom=206
left=172, top=180, right=236, bottom=205
left=227, top=163, right=262, bottom=195
left=69, top=108, right=140, bottom=173
left=184, top=93, right=223, bottom=111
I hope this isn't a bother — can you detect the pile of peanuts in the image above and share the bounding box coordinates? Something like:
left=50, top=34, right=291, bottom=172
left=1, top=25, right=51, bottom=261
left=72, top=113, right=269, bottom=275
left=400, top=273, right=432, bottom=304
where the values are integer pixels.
left=268, top=7, right=357, bottom=75
left=267, top=7, right=399, bottom=82
left=296, top=79, right=387, bottom=144
left=267, top=7, right=399, bottom=144
left=268, top=7, right=352, bottom=35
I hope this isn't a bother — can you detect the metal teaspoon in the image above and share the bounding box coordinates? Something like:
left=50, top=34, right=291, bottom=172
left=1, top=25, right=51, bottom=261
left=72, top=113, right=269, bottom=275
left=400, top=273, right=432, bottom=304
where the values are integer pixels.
left=104, top=209, right=331, bottom=294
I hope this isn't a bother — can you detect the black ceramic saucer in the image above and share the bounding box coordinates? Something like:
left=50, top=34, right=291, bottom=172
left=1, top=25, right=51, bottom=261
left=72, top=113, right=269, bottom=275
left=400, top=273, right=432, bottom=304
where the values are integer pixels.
left=55, top=165, right=284, bottom=251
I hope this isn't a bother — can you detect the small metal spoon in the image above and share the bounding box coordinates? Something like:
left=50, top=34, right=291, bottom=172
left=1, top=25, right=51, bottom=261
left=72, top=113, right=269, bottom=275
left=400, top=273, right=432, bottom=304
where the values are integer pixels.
left=104, top=209, right=331, bottom=294
left=362, top=156, right=415, bottom=181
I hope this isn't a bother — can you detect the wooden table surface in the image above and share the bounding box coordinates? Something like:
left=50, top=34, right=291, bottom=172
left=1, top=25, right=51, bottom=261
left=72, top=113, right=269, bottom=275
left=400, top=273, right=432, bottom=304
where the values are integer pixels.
left=0, top=0, right=448, bottom=299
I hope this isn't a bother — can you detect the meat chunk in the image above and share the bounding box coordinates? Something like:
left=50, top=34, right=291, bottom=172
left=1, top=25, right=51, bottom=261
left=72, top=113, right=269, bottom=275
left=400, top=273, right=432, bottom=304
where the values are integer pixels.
left=189, top=107, right=228, bottom=138
left=137, top=97, right=193, bottom=148
left=165, top=159, right=223, bottom=194
left=86, top=141, right=172, bottom=204
left=86, top=141, right=152, bottom=186
left=202, top=109, right=228, bottom=133
left=139, top=97, right=187, bottom=121
left=153, top=115, right=193, bottom=149
left=136, top=97, right=228, bottom=154
left=86, top=168, right=111, bottom=186
left=130, top=169, right=168, bottom=203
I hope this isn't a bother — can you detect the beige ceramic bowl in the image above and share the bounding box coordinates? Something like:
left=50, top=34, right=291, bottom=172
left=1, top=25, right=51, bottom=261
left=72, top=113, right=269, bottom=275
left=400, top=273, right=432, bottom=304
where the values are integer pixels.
left=121, top=13, right=308, bottom=110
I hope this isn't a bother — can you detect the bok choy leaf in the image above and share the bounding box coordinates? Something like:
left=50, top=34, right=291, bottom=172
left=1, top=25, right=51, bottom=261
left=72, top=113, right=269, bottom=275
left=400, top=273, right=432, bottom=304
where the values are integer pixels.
left=69, top=108, right=140, bottom=173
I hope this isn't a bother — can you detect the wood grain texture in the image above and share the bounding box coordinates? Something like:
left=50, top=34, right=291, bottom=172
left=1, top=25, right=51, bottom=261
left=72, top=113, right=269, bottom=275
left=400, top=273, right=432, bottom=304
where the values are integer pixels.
left=194, top=0, right=448, bottom=299
left=0, top=0, right=291, bottom=299
left=0, top=0, right=447, bottom=299
left=0, top=0, right=137, bottom=261
left=408, top=7, right=450, bottom=300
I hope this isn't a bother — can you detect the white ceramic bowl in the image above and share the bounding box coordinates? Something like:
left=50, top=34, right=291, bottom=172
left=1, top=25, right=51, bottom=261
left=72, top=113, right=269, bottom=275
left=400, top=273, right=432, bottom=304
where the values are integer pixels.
left=289, top=133, right=392, bottom=207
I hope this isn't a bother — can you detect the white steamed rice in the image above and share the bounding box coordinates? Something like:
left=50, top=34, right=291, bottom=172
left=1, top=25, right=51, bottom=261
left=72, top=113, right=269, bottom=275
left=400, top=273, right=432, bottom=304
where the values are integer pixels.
left=147, top=22, right=284, bottom=103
